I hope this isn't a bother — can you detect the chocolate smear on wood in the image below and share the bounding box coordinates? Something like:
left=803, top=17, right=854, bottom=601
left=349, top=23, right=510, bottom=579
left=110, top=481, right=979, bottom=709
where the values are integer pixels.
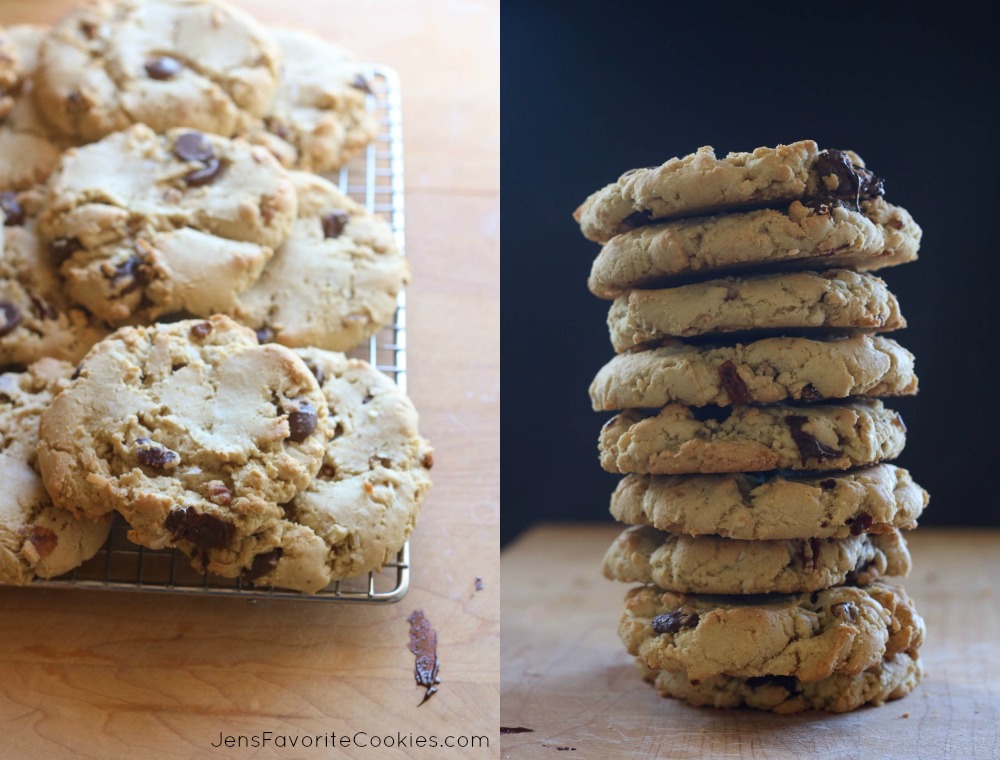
left=500, top=727, right=534, bottom=734
left=407, top=609, right=441, bottom=705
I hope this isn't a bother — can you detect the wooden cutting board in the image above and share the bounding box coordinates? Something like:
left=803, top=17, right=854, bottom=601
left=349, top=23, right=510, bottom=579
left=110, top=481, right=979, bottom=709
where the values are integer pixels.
left=502, top=524, right=999, bottom=759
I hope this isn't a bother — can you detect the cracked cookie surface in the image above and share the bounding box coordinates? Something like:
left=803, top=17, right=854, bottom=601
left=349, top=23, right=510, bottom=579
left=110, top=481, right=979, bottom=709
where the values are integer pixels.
left=36, top=316, right=329, bottom=551
left=234, top=171, right=408, bottom=352
left=610, top=466, right=928, bottom=540
left=608, top=269, right=904, bottom=351
left=620, top=581, right=924, bottom=682
left=0, top=359, right=110, bottom=584
left=38, top=124, right=296, bottom=324
left=600, top=400, right=907, bottom=475
left=588, top=198, right=920, bottom=298
left=591, top=334, right=916, bottom=410
left=603, top=525, right=910, bottom=594
left=34, top=0, right=281, bottom=142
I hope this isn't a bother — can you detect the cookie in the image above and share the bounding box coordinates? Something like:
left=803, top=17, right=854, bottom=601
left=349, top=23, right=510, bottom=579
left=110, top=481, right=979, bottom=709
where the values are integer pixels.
left=574, top=141, right=886, bottom=243
left=620, top=581, right=924, bottom=682
left=0, top=25, right=65, bottom=190
left=588, top=198, right=920, bottom=298
left=602, top=525, right=910, bottom=594
left=610, top=466, right=928, bottom=540
left=247, top=28, right=378, bottom=173
left=1, top=202, right=108, bottom=367
left=641, top=652, right=922, bottom=714
left=37, top=124, right=297, bottom=324
left=34, top=0, right=281, bottom=142
left=600, top=400, right=907, bottom=475
left=0, top=359, right=110, bottom=584
left=185, top=348, right=434, bottom=592
left=36, top=316, right=330, bottom=552
left=591, top=335, right=916, bottom=411
left=0, top=25, right=20, bottom=121
left=608, top=269, right=904, bottom=352
left=234, top=171, right=408, bottom=351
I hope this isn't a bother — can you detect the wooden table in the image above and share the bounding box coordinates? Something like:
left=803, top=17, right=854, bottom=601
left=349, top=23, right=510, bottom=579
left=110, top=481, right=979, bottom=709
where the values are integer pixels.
left=502, top=524, right=998, bottom=759
left=0, top=2, right=500, bottom=758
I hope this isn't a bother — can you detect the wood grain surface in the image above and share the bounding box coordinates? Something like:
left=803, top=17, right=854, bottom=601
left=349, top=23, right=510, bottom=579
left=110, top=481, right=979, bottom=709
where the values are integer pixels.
left=0, top=2, right=500, bottom=758
left=501, top=524, right=999, bottom=760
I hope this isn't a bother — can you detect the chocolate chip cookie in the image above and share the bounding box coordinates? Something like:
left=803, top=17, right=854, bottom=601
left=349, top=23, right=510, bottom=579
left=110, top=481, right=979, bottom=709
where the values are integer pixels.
left=591, top=334, right=916, bottom=410
left=610, top=466, right=928, bottom=540
left=603, top=525, right=910, bottom=594
left=36, top=316, right=330, bottom=552
left=34, top=0, right=281, bottom=142
left=247, top=28, right=378, bottom=173
left=575, top=141, right=886, bottom=243
left=0, top=359, right=110, bottom=584
left=234, top=171, right=408, bottom=351
left=38, top=124, right=297, bottom=324
left=620, top=581, right=924, bottom=682
left=608, top=269, right=904, bottom=351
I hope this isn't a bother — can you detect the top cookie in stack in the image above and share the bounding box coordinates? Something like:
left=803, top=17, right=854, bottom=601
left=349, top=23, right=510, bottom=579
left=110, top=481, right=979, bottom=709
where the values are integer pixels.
left=576, top=141, right=928, bottom=714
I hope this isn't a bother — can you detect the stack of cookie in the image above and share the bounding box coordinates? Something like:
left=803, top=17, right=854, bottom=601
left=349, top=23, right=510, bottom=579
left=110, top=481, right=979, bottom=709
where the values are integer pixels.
left=0, top=0, right=432, bottom=592
left=575, top=141, right=929, bottom=713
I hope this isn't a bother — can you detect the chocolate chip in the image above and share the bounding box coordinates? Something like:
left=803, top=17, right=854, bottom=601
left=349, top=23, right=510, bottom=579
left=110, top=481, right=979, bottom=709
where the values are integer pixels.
left=814, top=149, right=885, bottom=211
left=164, top=507, right=235, bottom=549
left=145, top=55, right=182, bottom=80
left=135, top=439, right=180, bottom=469
left=785, top=414, right=838, bottom=465
left=351, top=75, right=372, bottom=94
left=242, top=548, right=284, bottom=582
left=717, top=360, right=749, bottom=405
left=255, top=326, right=274, bottom=344
left=71, top=366, right=82, bottom=380
left=421, top=451, right=434, bottom=469
left=651, top=610, right=699, bottom=634
left=306, top=363, right=325, bottom=385
left=26, top=526, right=59, bottom=558
left=362, top=392, right=374, bottom=404
left=49, top=237, right=82, bottom=264
left=183, top=159, right=225, bottom=187
left=190, top=321, right=213, bottom=339
left=322, top=211, right=349, bottom=239
left=110, top=255, right=150, bottom=295
left=830, top=601, right=858, bottom=622
left=800, top=537, right=822, bottom=571
left=0, top=303, right=21, bottom=337
left=848, top=512, right=874, bottom=536
left=0, top=191, right=24, bottom=226
left=208, top=483, right=232, bottom=506
left=287, top=399, right=318, bottom=442
left=174, top=131, right=214, bottom=162
left=799, top=384, right=821, bottom=400
left=819, top=478, right=837, bottom=490
left=28, top=295, right=58, bottom=321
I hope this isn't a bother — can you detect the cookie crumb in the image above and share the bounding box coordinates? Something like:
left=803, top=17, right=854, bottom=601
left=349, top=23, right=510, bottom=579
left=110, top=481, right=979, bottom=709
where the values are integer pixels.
left=901, top=712, right=910, bottom=719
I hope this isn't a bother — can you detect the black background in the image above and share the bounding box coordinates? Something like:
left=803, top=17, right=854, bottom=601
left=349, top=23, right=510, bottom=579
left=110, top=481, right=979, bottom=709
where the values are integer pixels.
left=501, top=2, right=1000, bottom=545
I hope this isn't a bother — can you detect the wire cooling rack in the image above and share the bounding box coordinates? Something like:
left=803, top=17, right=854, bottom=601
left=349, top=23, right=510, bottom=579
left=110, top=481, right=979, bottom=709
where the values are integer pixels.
left=29, top=65, right=411, bottom=603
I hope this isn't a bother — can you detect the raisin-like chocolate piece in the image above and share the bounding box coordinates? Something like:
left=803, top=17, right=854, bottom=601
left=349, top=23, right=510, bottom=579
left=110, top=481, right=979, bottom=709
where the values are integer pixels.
left=190, top=321, right=213, bottom=339
left=785, top=414, right=838, bottom=465
left=819, top=478, right=837, bottom=490
left=135, top=438, right=180, bottom=469
left=49, top=237, right=83, bottom=264
left=184, top=159, right=225, bottom=187
left=145, top=56, right=183, bottom=80
left=287, top=399, right=318, bottom=442
left=830, top=601, right=858, bottom=622
left=848, top=512, right=874, bottom=536
left=0, top=303, right=21, bottom=337
left=651, top=610, right=699, bottom=634
left=717, top=360, right=749, bottom=405
left=174, top=131, right=214, bottom=162
left=322, top=211, right=349, bottom=239
left=242, top=548, right=284, bottom=582
left=351, top=75, right=373, bottom=94
left=164, top=507, right=235, bottom=549
left=0, top=191, right=24, bottom=226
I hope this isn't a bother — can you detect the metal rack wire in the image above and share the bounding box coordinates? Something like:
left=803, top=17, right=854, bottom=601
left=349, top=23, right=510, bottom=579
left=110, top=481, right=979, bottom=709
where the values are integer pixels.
left=29, top=65, right=411, bottom=603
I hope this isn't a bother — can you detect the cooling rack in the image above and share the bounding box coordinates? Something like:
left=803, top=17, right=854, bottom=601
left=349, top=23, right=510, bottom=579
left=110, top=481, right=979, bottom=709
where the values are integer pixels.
left=29, top=65, right=411, bottom=603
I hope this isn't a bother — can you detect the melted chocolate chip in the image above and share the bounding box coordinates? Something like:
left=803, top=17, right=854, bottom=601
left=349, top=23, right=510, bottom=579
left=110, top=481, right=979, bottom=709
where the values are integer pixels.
left=717, top=360, right=749, bottom=405
left=49, top=237, right=82, bottom=264
left=190, top=321, right=213, bottom=339
left=164, top=507, right=235, bottom=549
left=800, top=537, right=822, bottom=571
left=26, top=526, right=59, bottom=558
left=242, top=548, right=284, bottom=582
left=351, top=75, right=373, bottom=94
left=814, top=149, right=885, bottom=211
left=819, top=478, right=837, bottom=490
left=651, top=610, right=699, bottom=634
left=174, top=132, right=214, bottom=162
left=287, top=400, right=318, bottom=442
left=0, top=192, right=24, bottom=226
left=799, top=384, right=821, bottom=400
left=183, top=158, right=225, bottom=187
left=322, top=211, right=349, bottom=239
left=0, top=303, right=21, bottom=337
left=145, top=56, right=183, bottom=80
left=830, top=601, right=858, bottom=622
left=785, top=414, right=838, bottom=465
left=848, top=512, right=874, bottom=536
left=135, top=439, right=180, bottom=469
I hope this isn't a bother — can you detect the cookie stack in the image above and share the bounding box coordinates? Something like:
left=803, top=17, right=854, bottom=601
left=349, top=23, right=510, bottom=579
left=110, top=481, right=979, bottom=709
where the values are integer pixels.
left=0, top=0, right=432, bottom=592
left=575, top=141, right=929, bottom=713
